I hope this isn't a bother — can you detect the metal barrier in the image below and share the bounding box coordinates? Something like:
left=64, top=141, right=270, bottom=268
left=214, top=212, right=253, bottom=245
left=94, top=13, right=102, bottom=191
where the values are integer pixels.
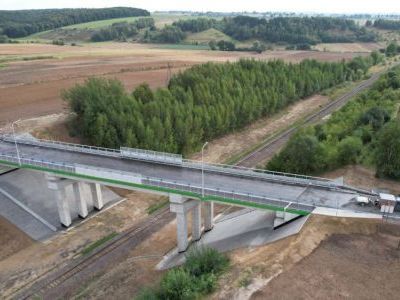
left=120, top=147, right=182, bottom=164
left=0, top=153, right=75, bottom=173
left=0, top=135, right=371, bottom=194
left=0, top=135, right=120, bottom=157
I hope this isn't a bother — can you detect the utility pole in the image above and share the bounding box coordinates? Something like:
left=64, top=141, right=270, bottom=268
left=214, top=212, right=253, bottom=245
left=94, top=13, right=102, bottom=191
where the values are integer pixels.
left=11, top=119, right=22, bottom=166
left=202, top=141, right=208, bottom=198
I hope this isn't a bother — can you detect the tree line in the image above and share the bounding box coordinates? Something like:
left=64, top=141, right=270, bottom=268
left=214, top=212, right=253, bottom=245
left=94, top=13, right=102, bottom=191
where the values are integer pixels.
left=170, top=16, right=377, bottom=46
left=267, top=66, right=400, bottom=180
left=372, top=19, right=400, bottom=30
left=0, top=7, right=149, bottom=38
left=64, top=54, right=377, bottom=156
left=91, top=18, right=155, bottom=42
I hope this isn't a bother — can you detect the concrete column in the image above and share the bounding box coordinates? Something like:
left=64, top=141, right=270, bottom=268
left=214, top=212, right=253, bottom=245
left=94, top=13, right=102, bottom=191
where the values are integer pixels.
left=191, top=202, right=202, bottom=241
left=55, top=187, right=71, bottom=227
left=90, top=183, right=104, bottom=210
left=204, top=201, right=214, bottom=232
left=176, top=211, right=189, bottom=252
left=73, top=182, right=88, bottom=218
left=170, top=194, right=199, bottom=252
left=46, top=175, right=71, bottom=227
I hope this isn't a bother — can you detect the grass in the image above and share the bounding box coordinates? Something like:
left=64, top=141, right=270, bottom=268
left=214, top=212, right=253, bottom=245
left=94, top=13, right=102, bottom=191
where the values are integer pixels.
left=146, top=197, right=169, bottom=215
left=81, top=232, right=118, bottom=256
left=151, top=43, right=210, bottom=50
left=0, top=55, right=55, bottom=64
left=185, top=28, right=235, bottom=45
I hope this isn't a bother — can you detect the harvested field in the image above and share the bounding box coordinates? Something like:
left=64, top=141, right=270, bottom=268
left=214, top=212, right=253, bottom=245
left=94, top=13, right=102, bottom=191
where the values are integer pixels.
left=0, top=43, right=367, bottom=126
left=314, top=42, right=383, bottom=52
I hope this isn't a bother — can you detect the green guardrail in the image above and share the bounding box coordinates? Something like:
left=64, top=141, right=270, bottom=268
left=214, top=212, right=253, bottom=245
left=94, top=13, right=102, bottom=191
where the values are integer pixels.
left=0, top=159, right=311, bottom=216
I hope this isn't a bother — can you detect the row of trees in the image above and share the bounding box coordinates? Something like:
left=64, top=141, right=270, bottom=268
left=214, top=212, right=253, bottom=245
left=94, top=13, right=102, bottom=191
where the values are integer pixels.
left=373, top=19, right=400, bottom=30
left=171, top=16, right=377, bottom=45
left=91, top=18, right=155, bottom=42
left=65, top=54, right=377, bottom=155
left=267, top=67, right=400, bottom=179
left=0, top=7, right=149, bottom=38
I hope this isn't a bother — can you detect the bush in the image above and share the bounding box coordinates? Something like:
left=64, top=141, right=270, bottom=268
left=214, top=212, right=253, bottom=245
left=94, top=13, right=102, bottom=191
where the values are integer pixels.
left=136, top=246, right=230, bottom=300
left=337, top=136, right=363, bottom=165
left=267, top=133, right=326, bottom=174
left=159, top=269, right=197, bottom=300
left=184, top=246, right=229, bottom=277
left=376, top=120, right=400, bottom=179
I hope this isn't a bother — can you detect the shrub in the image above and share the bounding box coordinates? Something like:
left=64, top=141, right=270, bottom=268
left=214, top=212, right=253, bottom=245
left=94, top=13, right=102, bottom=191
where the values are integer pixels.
left=184, top=246, right=229, bottom=277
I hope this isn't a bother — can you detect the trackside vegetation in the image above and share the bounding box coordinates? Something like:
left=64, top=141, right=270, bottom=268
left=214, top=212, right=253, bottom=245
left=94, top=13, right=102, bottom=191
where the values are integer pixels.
left=267, top=66, right=400, bottom=179
left=136, top=247, right=229, bottom=299
left=64, top=54, right=378, bottom=155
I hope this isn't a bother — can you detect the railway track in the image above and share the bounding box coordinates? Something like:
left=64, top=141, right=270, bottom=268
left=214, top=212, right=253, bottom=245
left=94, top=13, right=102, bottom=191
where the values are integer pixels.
left=15, top=208, right=174, bottom=300
left=236, top=71, right=384, bottom=168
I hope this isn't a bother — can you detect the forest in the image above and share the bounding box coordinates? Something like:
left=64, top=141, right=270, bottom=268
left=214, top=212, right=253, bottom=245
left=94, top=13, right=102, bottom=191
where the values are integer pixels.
left=64, top=54, right=377, bottom=155
left=171, top=16, right=377, bottom=45
left=373, top=19, right=400, bottom=30
left=91, top=18, right=155, bottom=42
left=0, top=7, right=149, bottom=38
left=267, top=66, right=400, bottom=180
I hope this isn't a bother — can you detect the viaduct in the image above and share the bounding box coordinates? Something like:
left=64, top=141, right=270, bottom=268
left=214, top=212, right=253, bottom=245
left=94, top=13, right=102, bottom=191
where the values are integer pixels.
left=0, top=135, right=377, bottom=252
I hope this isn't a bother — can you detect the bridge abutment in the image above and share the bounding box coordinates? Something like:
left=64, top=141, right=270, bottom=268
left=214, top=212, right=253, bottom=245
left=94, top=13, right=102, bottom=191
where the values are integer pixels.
left=273, top=210, right=300, bottom=228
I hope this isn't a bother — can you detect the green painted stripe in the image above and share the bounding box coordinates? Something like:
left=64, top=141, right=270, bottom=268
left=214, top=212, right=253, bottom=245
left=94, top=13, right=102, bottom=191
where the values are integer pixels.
left=0, top=159, right=310, bottom=215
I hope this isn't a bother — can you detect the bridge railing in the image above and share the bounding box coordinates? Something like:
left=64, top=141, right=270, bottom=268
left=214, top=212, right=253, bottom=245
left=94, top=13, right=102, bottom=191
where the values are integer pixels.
left=120, top=147, right=183, bottom=164
left=1, top=135, right=342, bottom=190
left=143, top=176, right=315, bottom=213
left=0, top=153, right=75, bottom=173
left=0, top=135, right=120, bottom=157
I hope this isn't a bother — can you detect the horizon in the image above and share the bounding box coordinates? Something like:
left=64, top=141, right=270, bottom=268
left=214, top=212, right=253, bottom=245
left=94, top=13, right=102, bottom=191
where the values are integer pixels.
left=1, top=0, right=400, bottom=15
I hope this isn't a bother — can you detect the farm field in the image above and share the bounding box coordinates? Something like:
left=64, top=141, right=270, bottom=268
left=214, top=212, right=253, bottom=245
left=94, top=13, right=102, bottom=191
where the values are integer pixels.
left=313, top=42, right=383, bottom=52
left=19, top=13, right=193, bottom=42
left=0, top=42, right=369, bottom=126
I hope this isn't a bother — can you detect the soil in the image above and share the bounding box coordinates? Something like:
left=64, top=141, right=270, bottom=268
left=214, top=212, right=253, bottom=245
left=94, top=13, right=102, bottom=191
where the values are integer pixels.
left=214, top=216, right=400, bottom=300
left=0, top=216, right=33, bottom=261
left=0, top=43, right=366, bottom=126
left=0, top=190, right=168, bottom=298
left=250, top=222, right=400, bottom=300
left=323, top=165, right=400, bottom=195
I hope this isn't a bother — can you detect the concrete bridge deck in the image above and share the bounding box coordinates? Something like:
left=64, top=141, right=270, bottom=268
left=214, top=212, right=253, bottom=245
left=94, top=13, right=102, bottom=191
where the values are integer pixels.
left=0, top=136, right=373, bottom=215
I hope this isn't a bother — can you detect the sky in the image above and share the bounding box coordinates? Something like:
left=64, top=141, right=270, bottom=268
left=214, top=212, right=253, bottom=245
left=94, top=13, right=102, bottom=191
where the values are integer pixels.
left=1, top=0, right=400, bottom=14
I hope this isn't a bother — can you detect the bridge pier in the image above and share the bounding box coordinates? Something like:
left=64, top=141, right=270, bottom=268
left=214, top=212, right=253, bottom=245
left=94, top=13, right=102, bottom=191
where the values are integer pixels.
left=90, top=183, right=104, bottom=210
left=73, top=182, right=89, bottom=218
left=170, top=195, right=204, bottom=252
left=203, top=201, right=214, bottom=231
left=46, top=175, right=72, bottom=227
left=46, top=175, right=104, bottom=227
